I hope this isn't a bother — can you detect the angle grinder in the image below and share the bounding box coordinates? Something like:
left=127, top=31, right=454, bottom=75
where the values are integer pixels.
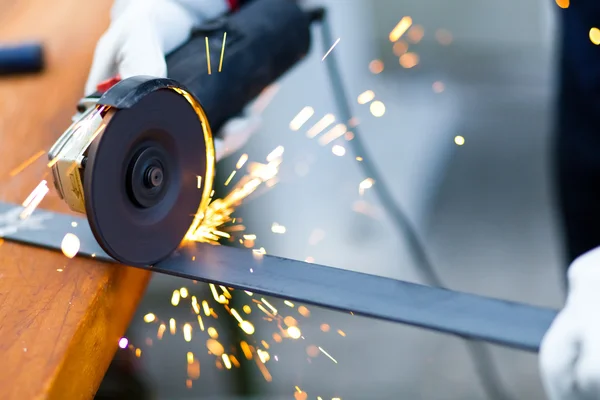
left=48, top=0, right=315, bottom=267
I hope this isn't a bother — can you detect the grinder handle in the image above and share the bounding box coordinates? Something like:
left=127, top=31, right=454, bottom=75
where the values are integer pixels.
left=93, top=0, right=312, bottom=134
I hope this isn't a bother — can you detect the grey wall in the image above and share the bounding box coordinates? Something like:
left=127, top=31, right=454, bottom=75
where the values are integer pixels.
left=129, top=1, right=565, bottom=399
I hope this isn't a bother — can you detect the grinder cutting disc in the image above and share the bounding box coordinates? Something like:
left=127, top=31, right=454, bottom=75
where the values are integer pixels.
left=84, top=88, right=210, bottom=266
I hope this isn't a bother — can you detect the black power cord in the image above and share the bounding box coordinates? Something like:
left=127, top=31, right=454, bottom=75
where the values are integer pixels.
left=308, top=7, right=516, bottom=400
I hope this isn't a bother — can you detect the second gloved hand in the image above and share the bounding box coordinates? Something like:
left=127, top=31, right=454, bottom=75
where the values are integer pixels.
left=85, top=0, right=260, bottom=161
left=539, top=246, right=600, bottom=400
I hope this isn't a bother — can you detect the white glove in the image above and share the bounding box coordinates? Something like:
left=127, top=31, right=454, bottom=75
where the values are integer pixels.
left=85, top=0, right=261, bottom=161
left=539, top=246, right=600, bottom=400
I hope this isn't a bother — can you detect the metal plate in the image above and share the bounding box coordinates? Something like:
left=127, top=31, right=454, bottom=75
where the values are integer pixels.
left=0, top=201, right=557, bottom=352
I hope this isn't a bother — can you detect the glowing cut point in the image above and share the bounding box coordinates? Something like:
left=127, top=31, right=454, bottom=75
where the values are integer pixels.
left=289, top=106, right=315, bottom=131
left=183, top=323, right=192, bottom=342
left=236, top=153, right=249, bottom=169
left=143, top=313, right=156, bottom=323
left=369, top=59, right=384, bottom=74
left=171, top=290, right=181, bottom=306
left=118, top=337, right=128, bottom=349
left=370, top=101, right=386, bottom=117
left=359, top=178, right=375, bottom=195
left=393, top=41, right=408, bottom=56
left=321, top=38, right=340, bottom=61
left=591, top=28, right=600, bottom=45
left=61, top=233, right=80, bottom=259
left=271, top=222, right=286, bottom=234
left=208, top=327, right=219, bottom=339
left=180, top=287, right=189, bottom=298
left=407, top=24, right=424, bottom=43
left=357, top=90, right=375, bottom=105
left=287, top=326, right=301, bottom=339
left=240, top=320, right=255, bottom=334
left=399, top=52, right=419, bottom=69
left=266, top=146, right=284, bottom=162
left=332, top=145, right=346, bottom=156
left=389, top=16, right=412, bottom=42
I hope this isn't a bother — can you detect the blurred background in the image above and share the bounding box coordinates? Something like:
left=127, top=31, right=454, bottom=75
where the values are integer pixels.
left=99, top=0, right=567, bottom=399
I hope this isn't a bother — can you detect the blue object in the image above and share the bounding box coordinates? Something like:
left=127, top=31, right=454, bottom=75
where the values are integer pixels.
left=0, top=42, right=44, bottom=75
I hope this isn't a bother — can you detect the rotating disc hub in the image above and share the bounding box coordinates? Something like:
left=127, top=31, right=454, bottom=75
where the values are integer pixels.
left=127, top=146, right=171, bottom=208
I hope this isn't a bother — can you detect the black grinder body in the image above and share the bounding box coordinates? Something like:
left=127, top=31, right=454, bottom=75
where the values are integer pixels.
left=96, top=0, right=313, bottom=134
left=165, top=0, right=312, bottom=133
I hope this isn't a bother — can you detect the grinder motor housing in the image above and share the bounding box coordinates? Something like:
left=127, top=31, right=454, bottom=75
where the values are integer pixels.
left=47, top=0, right=314, bottom=266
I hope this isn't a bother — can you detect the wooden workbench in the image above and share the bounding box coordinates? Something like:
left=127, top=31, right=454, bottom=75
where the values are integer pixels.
left=0, top=2, right=152, bottom=399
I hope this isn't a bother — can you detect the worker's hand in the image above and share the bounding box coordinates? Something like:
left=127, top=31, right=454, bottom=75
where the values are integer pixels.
left=85, top=0, right=260, bottom=161
left=539, top=246, right=600, bottom=400
left=85, top=0, right=229, bottom=95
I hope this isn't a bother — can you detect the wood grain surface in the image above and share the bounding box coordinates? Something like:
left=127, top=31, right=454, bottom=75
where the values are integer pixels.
left=0, top=1, right=152, bottom=399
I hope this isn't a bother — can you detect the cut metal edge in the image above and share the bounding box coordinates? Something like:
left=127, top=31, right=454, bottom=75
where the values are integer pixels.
left=0, top=201, right=557, bottom=352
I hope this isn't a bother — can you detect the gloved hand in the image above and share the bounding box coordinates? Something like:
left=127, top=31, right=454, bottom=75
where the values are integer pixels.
left=85, top=0, right=261, bottom=161
left=539, top=246, right=600, bottom=400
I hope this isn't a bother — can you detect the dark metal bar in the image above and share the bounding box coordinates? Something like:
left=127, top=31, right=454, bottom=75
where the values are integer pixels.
left=0, top=200, right=557, bottom=352
left=0, top=42, right=44, bottom=76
